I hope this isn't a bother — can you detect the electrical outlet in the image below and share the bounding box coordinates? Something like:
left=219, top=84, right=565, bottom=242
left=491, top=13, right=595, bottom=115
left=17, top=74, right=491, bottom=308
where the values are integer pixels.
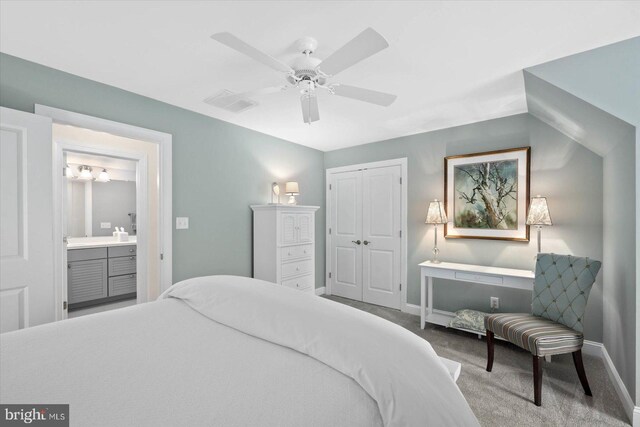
left=100, top=222, right=111, bottom=229
left=490, top=297, right=500, bottom=310
left=176, top=217, right=189, bottom=230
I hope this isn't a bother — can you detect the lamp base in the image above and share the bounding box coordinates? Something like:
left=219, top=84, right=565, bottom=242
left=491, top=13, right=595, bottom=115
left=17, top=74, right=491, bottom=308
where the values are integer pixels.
left=287, top=195, right=297, bottom=205
left=429, top=259, right=442, bottom=264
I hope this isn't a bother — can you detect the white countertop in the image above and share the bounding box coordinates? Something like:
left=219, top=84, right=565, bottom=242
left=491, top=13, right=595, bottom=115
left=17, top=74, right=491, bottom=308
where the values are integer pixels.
left=67, top=236, right=137, bottom=249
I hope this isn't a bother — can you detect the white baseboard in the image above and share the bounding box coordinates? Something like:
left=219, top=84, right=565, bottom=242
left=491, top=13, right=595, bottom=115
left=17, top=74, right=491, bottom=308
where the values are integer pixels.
left=315, top=286, right=326, bottom=296
left=402, top=303, right=420, bottom=316
left=582, top=340, right=602, bottom=358
left=597, top=343, right=637, bottom=425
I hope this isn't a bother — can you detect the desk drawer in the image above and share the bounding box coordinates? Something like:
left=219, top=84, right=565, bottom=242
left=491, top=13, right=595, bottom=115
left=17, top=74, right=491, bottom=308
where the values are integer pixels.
left=281, top=259, right=312, bottom=278
left=109, top=256, right=136, bottom=276
left=281, top=244, right=312, bottom=262
left=282, top=274, right=313, bottom=291
left=455, top=271, right=503, bottom=286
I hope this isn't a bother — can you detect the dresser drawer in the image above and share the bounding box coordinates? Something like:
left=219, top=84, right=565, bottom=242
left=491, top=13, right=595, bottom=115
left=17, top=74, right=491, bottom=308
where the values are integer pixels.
left=108, top=245, right=136, bottom=258
left=281, top=259, right=313, bottom=278
left=281, top=244, right=312, bottom=261
left=282, top=274, right=313, bottom=291
left=68, top=247, right=108, bottom=262
left=455, top=271, right=503, bottom=286
left=109, top=274, right=137, bottom=296
left=109, top=256, right=136, bottom=276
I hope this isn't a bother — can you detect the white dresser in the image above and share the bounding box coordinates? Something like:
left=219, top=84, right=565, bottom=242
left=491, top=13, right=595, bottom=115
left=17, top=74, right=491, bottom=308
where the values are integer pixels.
left=251, top=205, right=319, bottom=293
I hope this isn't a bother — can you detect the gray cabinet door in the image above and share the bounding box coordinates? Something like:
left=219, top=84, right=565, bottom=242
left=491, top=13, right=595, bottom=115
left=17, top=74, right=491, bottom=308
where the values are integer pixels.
left=68, top=259, right=108, bottom=304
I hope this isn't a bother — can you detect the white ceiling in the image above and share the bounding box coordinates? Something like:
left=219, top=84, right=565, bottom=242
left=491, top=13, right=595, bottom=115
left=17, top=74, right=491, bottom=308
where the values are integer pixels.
left=1, top=1, right=638, bottom=151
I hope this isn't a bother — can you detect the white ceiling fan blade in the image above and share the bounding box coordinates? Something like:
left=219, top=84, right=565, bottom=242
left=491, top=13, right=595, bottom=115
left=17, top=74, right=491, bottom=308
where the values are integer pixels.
left=301, top=94, right=320, bottom=124
left=316, top=28, right=389, bottom=77
left=213, top=86, right=289, bottom=105
left=211, top=32, right=293, bottom=73
left=332, top=84, right=397, bottom=107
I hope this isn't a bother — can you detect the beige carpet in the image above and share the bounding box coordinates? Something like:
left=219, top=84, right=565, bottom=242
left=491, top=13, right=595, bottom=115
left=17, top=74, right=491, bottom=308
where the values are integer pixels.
left=324, top=295, right=629, bottom=426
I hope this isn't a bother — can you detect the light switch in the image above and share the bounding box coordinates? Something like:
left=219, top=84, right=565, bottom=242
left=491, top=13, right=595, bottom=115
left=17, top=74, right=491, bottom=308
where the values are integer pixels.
left=101, top=222, right=111, bottom=229
left=176, top=217, right=189, bottom=230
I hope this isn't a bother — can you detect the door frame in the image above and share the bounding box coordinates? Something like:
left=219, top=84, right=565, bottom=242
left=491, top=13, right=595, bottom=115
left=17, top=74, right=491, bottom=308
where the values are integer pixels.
left=325, top=158, right=408, bottom=312
left=35, top=105, right=172, bottom=321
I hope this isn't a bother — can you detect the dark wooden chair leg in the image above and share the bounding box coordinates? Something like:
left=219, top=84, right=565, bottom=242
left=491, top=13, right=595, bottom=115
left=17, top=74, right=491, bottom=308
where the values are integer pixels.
left=533, top=355, right=543, bottom=406
left=572, top=349, right=592, bottom=396
left=486, top=330, right=494, bottom=372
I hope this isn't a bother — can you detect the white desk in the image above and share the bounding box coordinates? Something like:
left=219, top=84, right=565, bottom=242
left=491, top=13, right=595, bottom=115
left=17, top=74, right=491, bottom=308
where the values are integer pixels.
left=419, top=261, right=535, bottom=332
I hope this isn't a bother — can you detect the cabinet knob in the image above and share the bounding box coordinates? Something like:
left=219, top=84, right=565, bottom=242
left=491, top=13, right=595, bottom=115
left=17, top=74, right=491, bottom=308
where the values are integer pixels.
left=130, top=256, right=135, bottom=260
left=67, top=264, right=71, bottom=269
left=296, top=283, right=299, bottom=287
left=288, top=252, right=292, bottom=256
left=296, top=267, right=300, bottom=271
left=129, top=274, right=135, bottom=278
left=129, top=249, right=134, bottom=252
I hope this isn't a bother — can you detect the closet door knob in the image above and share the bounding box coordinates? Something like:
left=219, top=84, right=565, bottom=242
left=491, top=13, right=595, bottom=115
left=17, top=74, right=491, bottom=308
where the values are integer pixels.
left=363, top=240, right=370, bottom=245
left=351, top=240, right=361, bottom=245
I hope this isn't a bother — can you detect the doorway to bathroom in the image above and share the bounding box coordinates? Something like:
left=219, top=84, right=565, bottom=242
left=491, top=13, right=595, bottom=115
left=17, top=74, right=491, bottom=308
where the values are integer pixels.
left=37, top=104, right=173, bottom=321
left=64, top=151, right=139, bottom=317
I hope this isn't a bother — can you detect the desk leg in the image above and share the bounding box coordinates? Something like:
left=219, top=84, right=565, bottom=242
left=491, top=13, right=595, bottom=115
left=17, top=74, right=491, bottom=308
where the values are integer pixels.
left=428, top=276, right=433, bottom=317
left=420, top=271, right=426, bottom=329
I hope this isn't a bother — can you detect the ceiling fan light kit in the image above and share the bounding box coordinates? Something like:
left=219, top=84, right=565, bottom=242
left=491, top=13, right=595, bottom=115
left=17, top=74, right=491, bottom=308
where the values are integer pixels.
left=209, top=27, right=397, bottom=123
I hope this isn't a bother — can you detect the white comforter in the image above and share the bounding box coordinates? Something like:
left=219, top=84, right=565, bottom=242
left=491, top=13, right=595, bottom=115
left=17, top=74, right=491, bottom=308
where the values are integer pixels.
left=1, top=275, right=479, bottom=426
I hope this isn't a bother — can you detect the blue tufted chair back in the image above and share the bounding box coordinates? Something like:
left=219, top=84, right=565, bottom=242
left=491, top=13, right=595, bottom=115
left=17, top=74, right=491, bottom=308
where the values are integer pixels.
left=531, top=253, right=601, bottom=332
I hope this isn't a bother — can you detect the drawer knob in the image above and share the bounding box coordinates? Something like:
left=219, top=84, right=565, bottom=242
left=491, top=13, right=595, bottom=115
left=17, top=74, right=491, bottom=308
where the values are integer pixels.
left=296, top=267, right=300, bottom=271
left=129, top=249, right=134, bottom=252
left=288, top=252, right=291, bottom=256
left=130, top=256, right=135, bottom=260
left=303, top=250, right=307, bottom=254
left=129, top=275, right=134, bottom=278
left=296, top=283, right=299, bottom=287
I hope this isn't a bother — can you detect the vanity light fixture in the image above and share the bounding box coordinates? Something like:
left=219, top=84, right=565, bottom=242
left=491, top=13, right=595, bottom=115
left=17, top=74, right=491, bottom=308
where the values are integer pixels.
left=65, top=164, right=75, bottom=179
left=285, top=181, right=299, bottom=205
left=425, top=199, right=448, bottom=264
left=95, top=169, right=111, bottom=183
left=77, top=165, right=93, bottom=181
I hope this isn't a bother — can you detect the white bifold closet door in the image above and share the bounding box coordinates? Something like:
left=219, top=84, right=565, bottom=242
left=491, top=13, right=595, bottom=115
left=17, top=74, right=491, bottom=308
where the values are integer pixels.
left=330, top=165, right=401, bottom=309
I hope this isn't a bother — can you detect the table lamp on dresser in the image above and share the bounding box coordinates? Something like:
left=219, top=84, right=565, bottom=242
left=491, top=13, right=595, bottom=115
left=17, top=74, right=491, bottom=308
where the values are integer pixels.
left=426, top=199, right=448, bottom=263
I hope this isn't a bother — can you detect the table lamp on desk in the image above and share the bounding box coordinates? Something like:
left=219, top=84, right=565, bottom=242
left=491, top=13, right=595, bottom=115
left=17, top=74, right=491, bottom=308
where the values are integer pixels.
left=426, top=199, right=448, bottom=264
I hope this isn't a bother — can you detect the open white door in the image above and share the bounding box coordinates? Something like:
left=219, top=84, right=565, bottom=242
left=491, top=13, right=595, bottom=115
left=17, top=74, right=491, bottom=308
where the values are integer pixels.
left=0, top=107, right=55, bottom=333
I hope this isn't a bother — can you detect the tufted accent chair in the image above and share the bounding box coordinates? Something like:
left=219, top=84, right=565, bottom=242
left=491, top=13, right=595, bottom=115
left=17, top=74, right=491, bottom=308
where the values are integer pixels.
left=485, top=253, right=601, bottom=406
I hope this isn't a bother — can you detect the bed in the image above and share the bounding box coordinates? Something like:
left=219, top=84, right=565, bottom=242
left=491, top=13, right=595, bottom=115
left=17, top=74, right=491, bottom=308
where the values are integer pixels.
left=0, top=275, right=479, bottom=426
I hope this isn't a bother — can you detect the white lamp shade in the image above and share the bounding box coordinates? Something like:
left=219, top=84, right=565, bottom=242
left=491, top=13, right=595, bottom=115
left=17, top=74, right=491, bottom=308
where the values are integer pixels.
left=426, top=199, right=448, bottom=224
left=77, top=166, right=93, bottom=181
left=95, top=169, right=111, bottom=183
left=526, top=196, right=552, bottom=226
left=285, top=181, right=299, bottom=195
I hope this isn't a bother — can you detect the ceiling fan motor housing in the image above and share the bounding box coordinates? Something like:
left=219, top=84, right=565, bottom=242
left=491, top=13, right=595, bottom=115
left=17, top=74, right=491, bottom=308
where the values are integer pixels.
left=287, top=55, right=326, bottom=86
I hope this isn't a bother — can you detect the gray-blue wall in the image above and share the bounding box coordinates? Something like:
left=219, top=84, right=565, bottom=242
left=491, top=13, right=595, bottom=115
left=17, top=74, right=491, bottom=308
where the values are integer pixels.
left=0, top=53, right=326, bottom=287
left=324, top=113, right=604, bottom=342
left=526, top=36, right=639, bottom=403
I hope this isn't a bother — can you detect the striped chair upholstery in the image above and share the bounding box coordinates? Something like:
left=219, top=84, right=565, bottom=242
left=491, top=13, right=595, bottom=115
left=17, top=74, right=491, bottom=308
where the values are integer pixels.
left=485, top=253, right=601, bottom=406
left=484, top=313, right=583, bottom=356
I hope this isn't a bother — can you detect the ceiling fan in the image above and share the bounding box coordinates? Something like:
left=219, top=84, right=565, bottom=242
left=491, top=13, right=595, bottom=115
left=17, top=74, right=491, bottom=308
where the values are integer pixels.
left=209, top=28, right=397, bottom=124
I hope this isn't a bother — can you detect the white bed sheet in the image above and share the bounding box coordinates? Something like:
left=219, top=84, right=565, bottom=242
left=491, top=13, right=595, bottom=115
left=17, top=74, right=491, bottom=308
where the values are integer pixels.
left=1, top=298, right=382, bottom=426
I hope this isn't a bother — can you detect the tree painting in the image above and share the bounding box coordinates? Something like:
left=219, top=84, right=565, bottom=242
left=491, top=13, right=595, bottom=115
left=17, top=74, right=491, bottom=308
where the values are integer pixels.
left=453, top=160, right=518, bottom=230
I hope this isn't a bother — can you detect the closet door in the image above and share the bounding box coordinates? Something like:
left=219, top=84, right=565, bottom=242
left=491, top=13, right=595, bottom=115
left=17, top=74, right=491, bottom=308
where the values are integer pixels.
left=362, top=166, right=402, bottom=309
left=330, top=170, right=363, bottom=301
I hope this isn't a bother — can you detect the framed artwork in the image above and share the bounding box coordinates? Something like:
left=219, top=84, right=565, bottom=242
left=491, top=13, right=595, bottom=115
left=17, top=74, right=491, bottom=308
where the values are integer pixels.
left=444, top=147, right=530, bottom=241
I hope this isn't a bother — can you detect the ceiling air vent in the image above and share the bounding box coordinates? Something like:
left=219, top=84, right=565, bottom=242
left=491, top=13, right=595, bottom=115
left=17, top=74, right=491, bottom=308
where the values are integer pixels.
left=203, top=90, right=258, bottom=113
